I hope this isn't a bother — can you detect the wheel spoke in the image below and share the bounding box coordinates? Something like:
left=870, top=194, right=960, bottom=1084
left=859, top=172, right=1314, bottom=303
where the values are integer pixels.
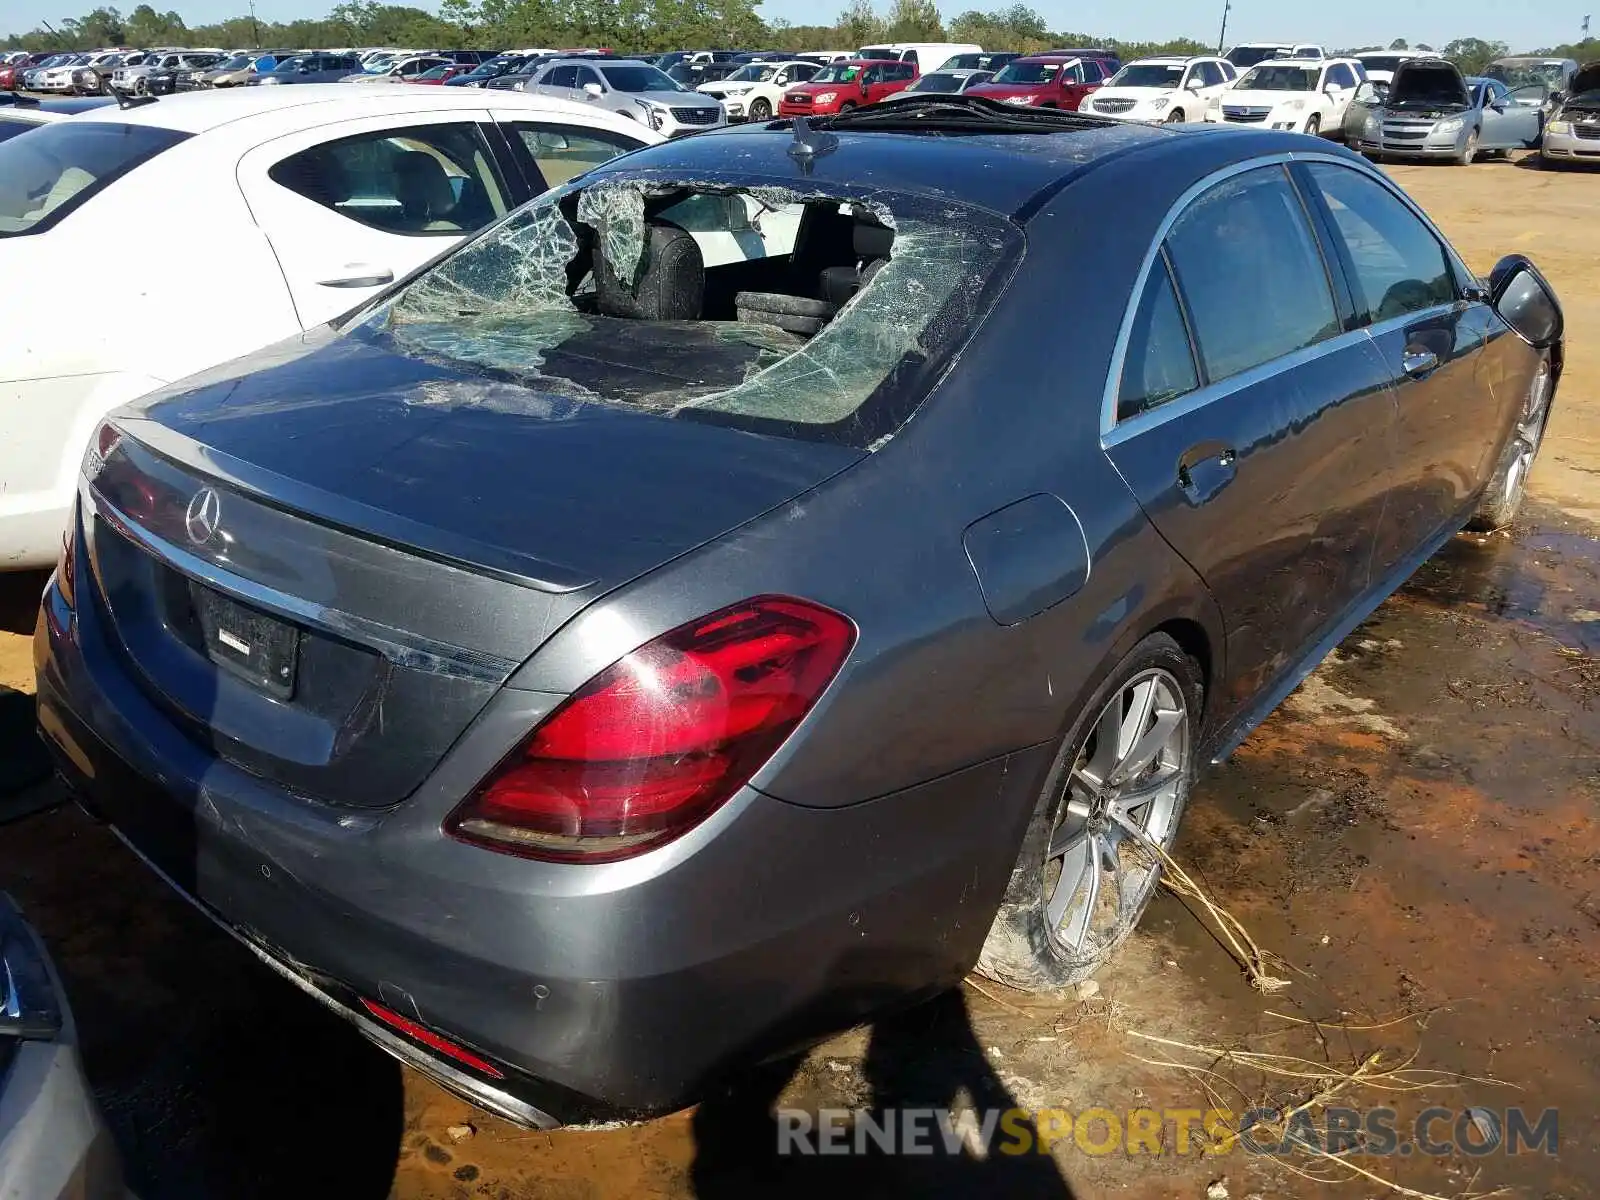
left=1046, top=836, right=1093, bottom=932
left=1117, top=679, right=1158, bottom=762
left=1113, top=706, right=1184, bottom=784
left=1076, top=696, right=1124, bottom=789
left=1108, top=764, right=1183, bottom=816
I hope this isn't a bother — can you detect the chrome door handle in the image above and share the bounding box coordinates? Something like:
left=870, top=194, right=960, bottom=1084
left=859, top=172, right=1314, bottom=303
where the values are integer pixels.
left=1401, top=349, right=1439, bottom=377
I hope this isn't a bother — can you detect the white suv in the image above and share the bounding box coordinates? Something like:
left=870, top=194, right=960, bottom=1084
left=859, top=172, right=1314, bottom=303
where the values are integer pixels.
left=1085, top=56, right=1236, bottom=124
left=1206, top=57, right=1365, bottom=136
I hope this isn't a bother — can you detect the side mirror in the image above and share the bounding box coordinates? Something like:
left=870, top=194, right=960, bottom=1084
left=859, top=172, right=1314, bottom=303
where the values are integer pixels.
left=582, top=81, right=603, bottom=98
left=1489, top=256, right=1562, bottom=348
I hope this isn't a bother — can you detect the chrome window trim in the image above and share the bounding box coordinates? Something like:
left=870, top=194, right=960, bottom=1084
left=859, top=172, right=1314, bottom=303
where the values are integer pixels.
left=1099, top=149, right=1477, bottom=443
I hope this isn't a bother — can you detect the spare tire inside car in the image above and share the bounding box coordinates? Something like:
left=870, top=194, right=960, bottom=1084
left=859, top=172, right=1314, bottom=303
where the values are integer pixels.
left=735, top=290, right=838, bottom=336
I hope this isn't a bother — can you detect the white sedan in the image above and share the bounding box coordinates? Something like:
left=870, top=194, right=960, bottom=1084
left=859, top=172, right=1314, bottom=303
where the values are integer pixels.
left=1082, top=55, right=1236, bottom=124
left=697, top=60, right=821, bottom=122
left=0, top=85, right=661, bottom=568
left=1204, top=57, right=1365, bottom=137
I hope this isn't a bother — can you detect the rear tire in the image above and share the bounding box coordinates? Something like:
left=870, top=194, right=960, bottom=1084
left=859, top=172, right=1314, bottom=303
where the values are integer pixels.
left=976, top=633, right=1203, bottom=992
left=1467, top=352, right=1554, bottom=531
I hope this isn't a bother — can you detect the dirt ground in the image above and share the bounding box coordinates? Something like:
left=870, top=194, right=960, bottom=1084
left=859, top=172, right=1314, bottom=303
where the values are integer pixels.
left=0, top=153, right=1596, bottom=1200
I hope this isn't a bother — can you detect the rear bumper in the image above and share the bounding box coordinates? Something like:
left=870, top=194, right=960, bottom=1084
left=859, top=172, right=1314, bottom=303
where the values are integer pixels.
left=35, top=573, right=1047, bottom=1122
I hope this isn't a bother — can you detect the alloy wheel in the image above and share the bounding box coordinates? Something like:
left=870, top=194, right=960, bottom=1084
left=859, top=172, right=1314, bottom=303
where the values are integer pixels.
left=1041, top=669, right=1189, bottom=957
left=1502, top=356, right=1553, bottom=514
left=749, top=98, right=772, bottom=121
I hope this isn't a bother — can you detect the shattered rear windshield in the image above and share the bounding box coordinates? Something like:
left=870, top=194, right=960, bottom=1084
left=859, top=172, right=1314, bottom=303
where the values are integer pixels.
left=351, top=173, right=1021, bottom=448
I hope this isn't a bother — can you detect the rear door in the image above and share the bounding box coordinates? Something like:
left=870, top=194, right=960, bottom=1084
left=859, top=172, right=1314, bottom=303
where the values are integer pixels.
left=1104, top=162, right=1396, bottom=711
left=236, top=113, right=517, bottom=328
left=1297, top=160, right=1503, bottom=569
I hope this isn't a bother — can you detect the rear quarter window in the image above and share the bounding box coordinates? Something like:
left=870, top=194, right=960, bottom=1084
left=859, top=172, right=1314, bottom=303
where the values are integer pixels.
left=0, top=121, right=188, bottom=237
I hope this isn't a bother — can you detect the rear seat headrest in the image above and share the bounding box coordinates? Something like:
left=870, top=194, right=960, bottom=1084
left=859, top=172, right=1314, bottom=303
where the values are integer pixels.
left=853, top=219, right=894, bottom=260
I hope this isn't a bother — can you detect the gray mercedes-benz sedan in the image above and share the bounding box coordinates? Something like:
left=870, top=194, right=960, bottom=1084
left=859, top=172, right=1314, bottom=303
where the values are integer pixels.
left=36, top=97, right=1562, bottom=1127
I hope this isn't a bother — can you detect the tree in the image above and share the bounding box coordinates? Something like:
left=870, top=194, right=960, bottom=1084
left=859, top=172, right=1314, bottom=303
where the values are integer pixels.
left=836, top=0, right=882, bottom=46
left=1442, top=36, right=1509, bottom=76
left=885, top=0, right=941, bottom=40
left=949, top=4, right=1049, bottom=51
left=1388, top=37, right=1407, bottom=50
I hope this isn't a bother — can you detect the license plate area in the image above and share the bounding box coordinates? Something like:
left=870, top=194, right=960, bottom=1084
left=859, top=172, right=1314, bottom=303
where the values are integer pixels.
left=189, top=582, right=299, bottom=700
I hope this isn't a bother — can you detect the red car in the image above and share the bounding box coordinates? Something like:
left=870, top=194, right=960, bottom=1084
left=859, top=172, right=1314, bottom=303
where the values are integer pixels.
left=408, top=63, right=468, bottom=84
left=965, top=54, right=1109, bottom=110
left=778, top=58, right=917, bottom=117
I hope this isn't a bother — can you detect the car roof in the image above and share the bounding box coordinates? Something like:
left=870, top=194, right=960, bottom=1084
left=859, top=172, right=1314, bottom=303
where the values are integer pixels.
left=589, top=115, right=1318, bottom=221
left=59, top=83, right=639, bottom=135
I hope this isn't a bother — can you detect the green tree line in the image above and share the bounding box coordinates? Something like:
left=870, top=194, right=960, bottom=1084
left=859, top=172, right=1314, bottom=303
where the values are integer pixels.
left=4, top=0, right=1589, bottom=68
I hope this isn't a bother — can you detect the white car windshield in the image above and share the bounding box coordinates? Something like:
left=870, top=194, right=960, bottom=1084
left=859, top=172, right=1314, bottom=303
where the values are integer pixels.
left=1237, top=65, right=1317, bottom=91
left=1110, top=64, right=1184, bottom=88
left=0, top=122, right=188, bottom=236
left=727, top=64, right=779, bottom=82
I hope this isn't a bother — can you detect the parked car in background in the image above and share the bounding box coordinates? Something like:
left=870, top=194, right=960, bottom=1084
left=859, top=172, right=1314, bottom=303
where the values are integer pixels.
left=886, top=67, right=994, bottom=96
left=344, top=54, right=450, bottom=83
left=448, top=53, right=546, bottom=87
left=409, top=63, right=470, bottom=84
left=1223, top=42, right=1294, bottom=71
left=855, top=41, right=981, bottom=69
left=1540, top=60, right=1600, bottom=165
left=113, top=50, right=221, bottom=94
left=1084, top=55, right=1235, bottom=123
left=1205, top=57, right=1363, bottom=136
left=36, top=97, right=1563, bottom=1132
left=1485, top=55, right=1578, bottom=99
left=198, top=51, right=287, bottom=88
left=1290, top=44, right=1326, bottom=59
left=526, top=57, right=724, bottom=134
left=800, top=50, right=854, bottom=64
left=1349, top=60, right=1546, bottom=163
left=966, top=53, right=1109, bottom=109
left=255, top=53, right=364, bottom=85
left=696, top=59, right=819, bottom=121
left=0, top=84, right=659, bottom=568
left=34, top=53, right=90, bottom=94
left=0, top=895, right=125, bottom=1199
left=145, top=52, right=227, bottom=95
left=939, top=51, right=1019, bottom=71
left=778, top=57, right=917, bottom=115
left=1352, top=48, right=1443, bottom=85
left=19, top=53, right=74, bottom=91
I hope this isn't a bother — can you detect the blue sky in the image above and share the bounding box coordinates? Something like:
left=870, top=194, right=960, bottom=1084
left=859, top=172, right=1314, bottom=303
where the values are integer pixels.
left=2, top=0, right=1584, bottom=48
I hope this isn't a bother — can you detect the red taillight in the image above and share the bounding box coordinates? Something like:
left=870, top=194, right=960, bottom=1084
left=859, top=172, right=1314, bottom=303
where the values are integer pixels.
left=358, top=998, right=506, bottom=1079
left=446, top=596, right=855, bottom=863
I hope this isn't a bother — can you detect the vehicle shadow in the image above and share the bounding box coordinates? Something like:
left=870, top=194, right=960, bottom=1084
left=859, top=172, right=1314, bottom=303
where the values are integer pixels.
left=691, top=988, right=1077, bottom=1199
left=1, top=805, right=408, bottom=1200
left=0, top=570, right=55, bottom=813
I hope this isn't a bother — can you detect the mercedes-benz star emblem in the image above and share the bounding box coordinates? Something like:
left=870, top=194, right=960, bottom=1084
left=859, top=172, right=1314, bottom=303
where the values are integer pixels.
left=185, top=487, right=223, bottom=545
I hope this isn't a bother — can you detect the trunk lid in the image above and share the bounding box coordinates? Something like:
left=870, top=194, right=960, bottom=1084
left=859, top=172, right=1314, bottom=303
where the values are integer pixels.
left=86, top=329, right=859, bottom=808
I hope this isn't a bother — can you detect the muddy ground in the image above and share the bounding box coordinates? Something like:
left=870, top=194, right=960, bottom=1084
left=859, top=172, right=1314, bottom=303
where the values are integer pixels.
left=0, top=154, right=1596, bottom=1200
